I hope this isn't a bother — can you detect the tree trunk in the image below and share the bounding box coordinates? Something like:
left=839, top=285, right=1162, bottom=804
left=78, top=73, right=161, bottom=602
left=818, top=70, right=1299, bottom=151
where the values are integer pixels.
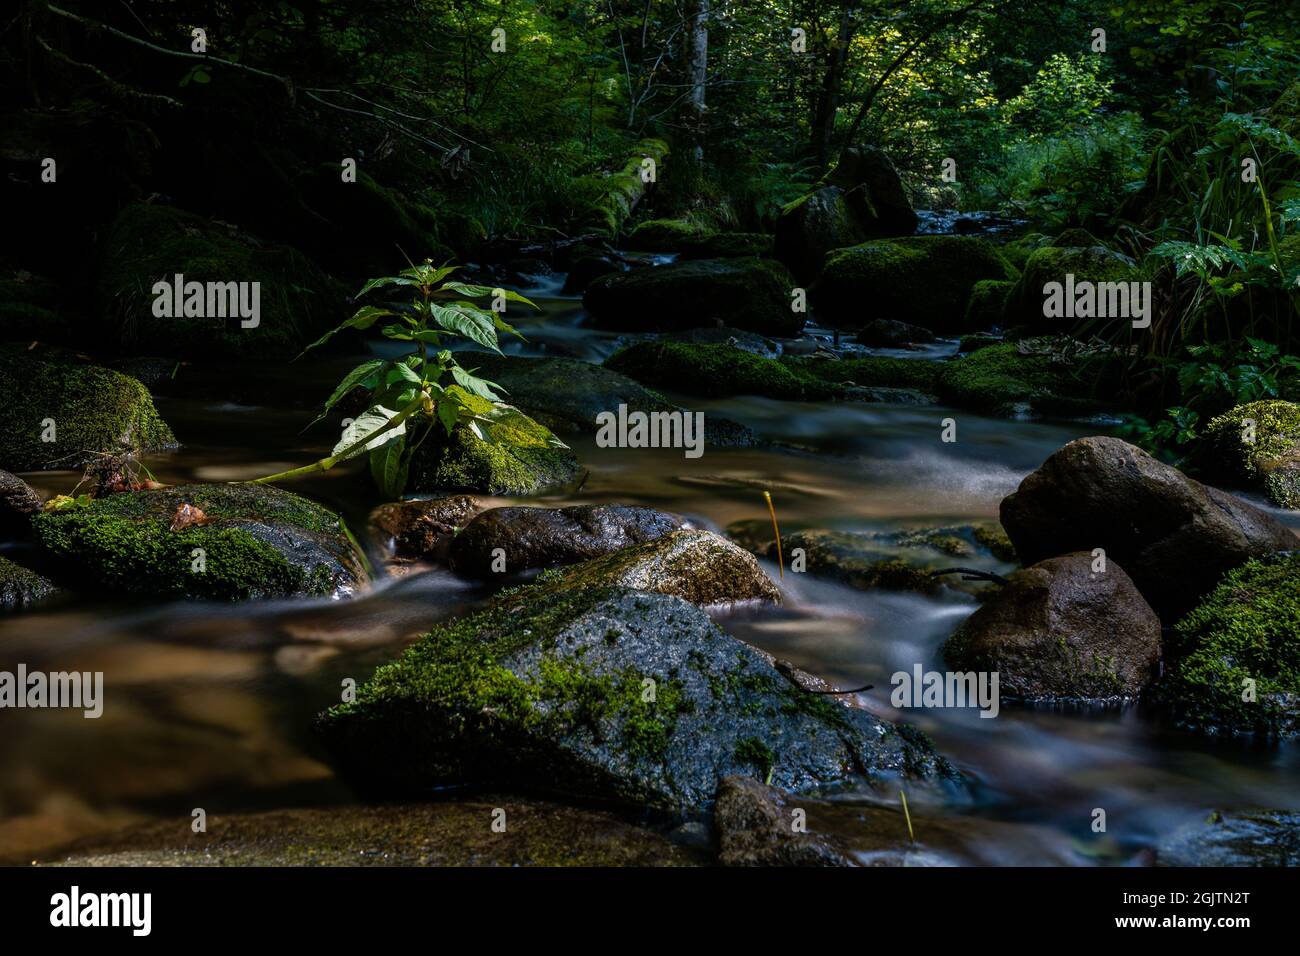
left=683, top=0, right=709, bottom=162
left=812, top=2, right=858, bottom=171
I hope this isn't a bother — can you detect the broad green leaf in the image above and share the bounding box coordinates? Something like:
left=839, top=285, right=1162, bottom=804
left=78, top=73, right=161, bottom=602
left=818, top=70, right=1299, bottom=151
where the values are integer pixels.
left=298, top=305, right=398, bottom=356
left=356, top=276, right=416, bottom=299
left=369, top=437, right=409, bottom=499
left=431, top=303, right=500, bottom=352
left=306, top=358, right=385, bottom=428
left=451, top=365, right=503, bottom=400
left=333, top=405, right=405, bottom=461
left=436, top=398, right=460, bottom=435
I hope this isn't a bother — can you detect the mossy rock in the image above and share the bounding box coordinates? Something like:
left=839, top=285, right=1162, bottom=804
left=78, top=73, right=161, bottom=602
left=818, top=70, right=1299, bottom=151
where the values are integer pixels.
left=1196, top=400, right=1300, bottom=509
left=96, top=204, right=346, bottom=358
left=813, top=236, right=1016, bottom=333
left=584, top=258, right=803, bottom=337
left=936, top=342, right=1110, bottom=417
left=605, top=342, right=835, bottom=400
left=1050, top=228, right=1102, bottom=248
left=957, top=333, right=1002, bottom=354
left=580, top=138, right=670, bottom=237
left=625, top=220, right=772, bottom=259
left=316, top=585, right=953, bottom=814
left=0, top=346, right=175, bottom=472
left=0, top=555, right=57, bottom=612
left=626, top=219, right=706, bottom=250
left=964, top=279, right=1013, bottom=331
left=0, top=272, right=74, bottom=344
left=1160, top=554, right=1300, bottom=738
left=783, top=355, right=943, bottom=394
left=31, top=483, right=367, bottom=601
left=408, top=388, right=581, bottom=496
left=1004, top=244, right=1140, bottom=333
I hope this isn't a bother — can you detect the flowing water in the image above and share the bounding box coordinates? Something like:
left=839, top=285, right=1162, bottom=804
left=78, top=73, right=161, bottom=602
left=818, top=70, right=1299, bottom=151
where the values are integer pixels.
left=3, top=271, right=1298, bottom=865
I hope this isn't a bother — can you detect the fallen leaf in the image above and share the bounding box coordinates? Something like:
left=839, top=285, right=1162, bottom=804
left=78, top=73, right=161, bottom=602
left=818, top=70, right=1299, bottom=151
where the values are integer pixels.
left=170, top=503, right=209, bottom=531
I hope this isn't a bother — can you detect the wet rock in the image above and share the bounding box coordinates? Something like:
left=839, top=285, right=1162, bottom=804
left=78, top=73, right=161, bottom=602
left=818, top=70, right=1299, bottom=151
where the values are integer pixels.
left=0, top=555, right=57, bottom=612
left=1157, top=809, right=1300, bottom=867
left=449, top=504, right=685, bottom=578
left=529, top=529, right=780, bottom=606
left=561, top=255, right=623, bottom=293
left=408, top=389, right=582, bottom=496
left=584, top=259, right=804, bottom=337
left=31, top=483, right=367, bottom=600
left=714, top=776, right=855, bottom=866
left=33, top=799, right=702, bottom=868
left=368, top=495, right=483, bottom=562
left=663, top=327, right=781, bottom=358
left=1195, top=400, right=1300, bottom=509
left=1000, top=437, right=1298, bottom=619
left=814, top=236, right=1016, bottom=333
left=936, top=340, right=1120, bottom=417
left=606, top=342, right=835, bottom=400
left=0, top=469, right=43, bottom=535
left=943, top=552, right=1161, bottom=699
left=964, top=279, right=1013, bottom=330
left=0, top=346, right=176, bottom=473
left=626, top=219, right=773, bottom=259
left=856, top=319, right=935, bottom=347
left=1160, top=553, right=1300, bottom=737
left=317, top=587, right=954, bottom=815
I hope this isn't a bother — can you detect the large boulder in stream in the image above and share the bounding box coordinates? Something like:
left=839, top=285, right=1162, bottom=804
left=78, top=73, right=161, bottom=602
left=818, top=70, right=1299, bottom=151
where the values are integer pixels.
left=449, top=504, right=685, bottom=578
left=1001, top=437, right=1298, bottom=620
left=317, top=586, right=953, bottom=816
left=31, top=483, right=367, bottom=601
left=368, top=495, right=484, bottom=564
left=943, top=552, right=1162, bottom=699
left=408, top=388, right=582, bottom=496
left=0, top=346, right=176, bottom=473
left=774, top=146, right=917, bottom=281
left=583, top=259, right=803, bottom=337
left=813, top=236, right=1016, bottom=333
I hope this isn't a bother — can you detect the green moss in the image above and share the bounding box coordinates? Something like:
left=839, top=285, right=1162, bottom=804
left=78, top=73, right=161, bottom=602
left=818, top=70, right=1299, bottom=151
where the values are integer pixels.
left=972, top=525, right=1017, bottom=561
left=1162, top=554, right=1300, bottom=737
left=936, top=342, right=1110, bottom=416
left=409, top=387, right=581, bottom=495
left=0, top=346, right=175, bottom=472
left=1004, top=244, right=1139, bottom=331
left=1198, top=400, right=1300, bottom=508
left=581, top=139, right=670, bottom=237
left=606, top=342, right=835, bottom=399
left=734, top=737, right=775, bottom=778
left=30, top=483, right=363, bottom=600
left=782, top=355, right=942, bottom=393
left=627, top=219, right=706, bottom=250
left=964, top=279, right=1013, bottom=330
left=96, top=204, right=345, bottom=358
left=0, top=555, right=56, bottom=611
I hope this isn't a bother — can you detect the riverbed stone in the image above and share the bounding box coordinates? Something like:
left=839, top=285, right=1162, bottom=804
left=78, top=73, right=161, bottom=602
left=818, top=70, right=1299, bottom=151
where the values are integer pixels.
left=1156, top=809, right=1300, bottom=867
left=1160, top=553, right=1300, bottom=737
left=856, top=318, right=935, bottom=347
left=584, top=258, right=804, bottom=337
left=368, top=495, right=483, bottom=562
left=31, top=483, right=367, bottom=600
left=1000, top=436, right=1298, bottom=619
left=316, top=586, right=954, bottom=815
left=943, top=552, right=1161, bottom=699
left=0, top=346, right=176, bottom=473
left=449, top=504, right=684, bottom=578
left=714, top=776, right=855, bottom=866
left=813, top=236, right=1016, bottom=333
left=0, top=555, right=57, bottom=612
left=0, top=469, right=43, bottom=535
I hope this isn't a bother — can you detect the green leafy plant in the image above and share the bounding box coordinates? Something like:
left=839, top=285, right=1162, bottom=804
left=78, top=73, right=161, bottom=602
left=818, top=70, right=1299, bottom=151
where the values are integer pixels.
left=255, top=260, right=560, bottom=497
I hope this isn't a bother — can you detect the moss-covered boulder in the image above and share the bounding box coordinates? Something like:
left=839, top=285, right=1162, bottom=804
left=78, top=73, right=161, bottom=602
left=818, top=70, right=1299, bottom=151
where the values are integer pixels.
left=0, top=555, right=57, bottom=612
left=579, top=139, right=671, bottom=237
left=448, top=504, right=684, bottom=578
left=606, top=342, right=834, bottom=399
left=964, top=279, right=1013, bottom=331
left=31, top=483, right=367, bottom=601
left=943, top=553, right=1162, bottom=700
left=96, top=204, right=345, bottom=358
left=1160, top=554, right=1300, bottom=737
left=626, top=221, right=773, bottom=260
left=585, top=259, right=802, bottom=337
left=1004, top=245, right=1140, bottom=333
left=935, top=341, right=1111, bottom=416
left=1195, top=400, right=1300, bottom=509
left=408, top=389, right=581, bottom=496
left=813, top=236, right=1016, bottom=333
left=530, top=529, right=780, bottom=606
left=782, top=355, right=943, bottom=394
left=316, top=586, right=953, bottom=814
left=0, top=347, right=175, bottom=472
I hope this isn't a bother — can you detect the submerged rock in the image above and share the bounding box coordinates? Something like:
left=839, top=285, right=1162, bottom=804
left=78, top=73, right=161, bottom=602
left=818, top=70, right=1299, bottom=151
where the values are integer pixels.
left=1160, top=554, right=1300, bottom=737
left=31, top=483, right=367, bottom=600
left=813, top=236, right=1015, bottom=333
left=530, top=529, right=780, bottom=606
left=408, top=389, right=582, bottom=496
left=449, top=504, right=684, bottom=578
left=584, top=259, right=804, bottom=337
left=714, top=776, right=855, bottom=866
left=1001, top=437, right=1297, bottom=619
left=96, top=204, right=345, bottom=358
left=1157, top=809, right=1300, bottom=867
left=0, top=555, right=57, bottom=612
left=368, top=495, right=483, bottom=562
left=943, top=552, right=1161, bottom=700
left=317, top=587, right=953, bottom=815
left=0, top=469, right=43, bottom=535
left=0, top=346, right=176, bottom=472
left=856, top=318, right=935, bottom=347
left=1195, top=400, right=1300, bottom=509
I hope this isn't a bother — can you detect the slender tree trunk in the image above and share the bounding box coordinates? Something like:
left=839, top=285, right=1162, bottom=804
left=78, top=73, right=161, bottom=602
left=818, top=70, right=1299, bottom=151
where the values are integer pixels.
left=684, top=0, right=709, bottom=162
left=812, top=2, right=858, bottom=170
